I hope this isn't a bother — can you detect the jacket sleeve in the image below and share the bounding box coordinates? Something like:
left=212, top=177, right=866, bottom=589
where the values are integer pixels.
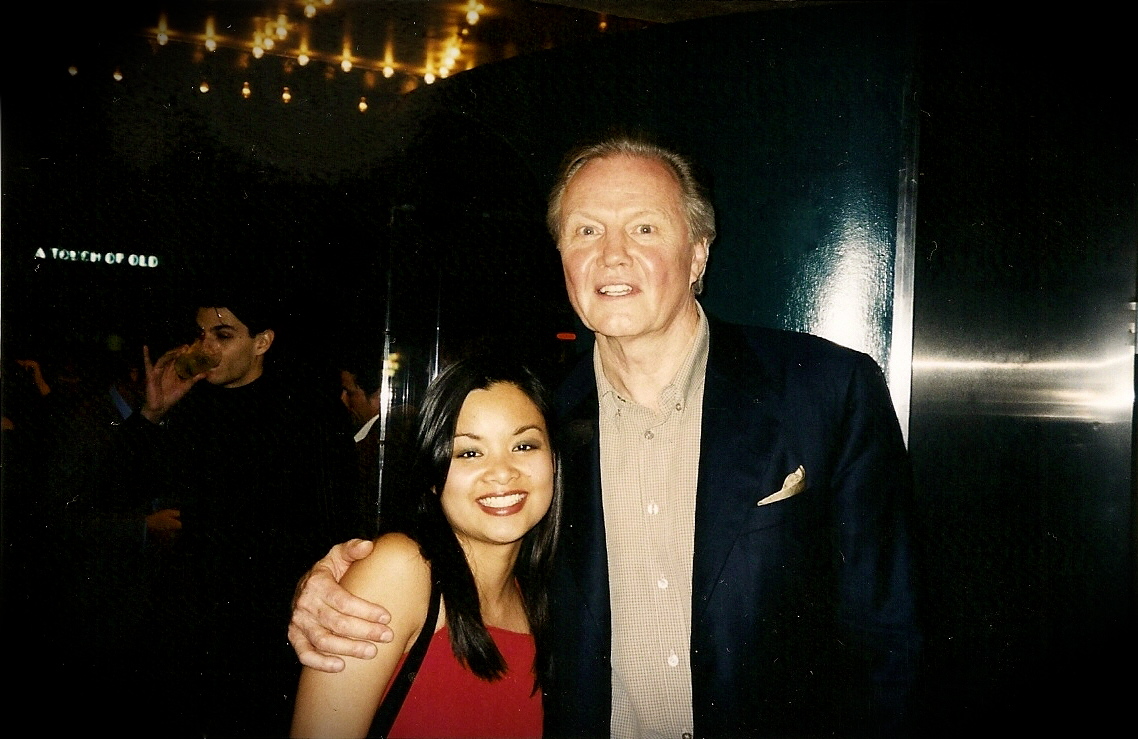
left=830, top=352, right=923, bottom=737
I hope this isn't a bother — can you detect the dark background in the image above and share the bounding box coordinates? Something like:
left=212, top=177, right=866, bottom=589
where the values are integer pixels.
left=3, top=2, right=1135, bottom=735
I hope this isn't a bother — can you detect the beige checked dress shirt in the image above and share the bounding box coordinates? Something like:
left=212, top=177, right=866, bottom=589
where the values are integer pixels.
left=595, top=309, right=709, bottom=739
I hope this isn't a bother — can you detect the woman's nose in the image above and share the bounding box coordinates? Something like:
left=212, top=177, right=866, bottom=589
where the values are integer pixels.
left=484, top=454, right=520, bottom=484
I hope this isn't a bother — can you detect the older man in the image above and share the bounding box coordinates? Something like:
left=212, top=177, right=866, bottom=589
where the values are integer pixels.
left=288, top=135, right=921, bottom=738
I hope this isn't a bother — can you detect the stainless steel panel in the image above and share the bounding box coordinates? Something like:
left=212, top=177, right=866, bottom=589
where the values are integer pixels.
left=907, top=7, right=1136, bottom=733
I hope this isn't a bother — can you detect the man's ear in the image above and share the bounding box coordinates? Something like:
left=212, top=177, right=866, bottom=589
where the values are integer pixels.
left=252, top=329, right=275, bottom=356
left=690, top=238, right=710, bottom=293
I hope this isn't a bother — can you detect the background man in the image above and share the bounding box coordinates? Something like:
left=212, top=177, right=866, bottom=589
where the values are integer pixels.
left=338, top=345, right=418, bottom=536
left=339, top=350, right=383, bottom=529
left=288, top=135, right=922, bottom=738
left=340, top=356, right=382, bottom=445
left=108, top=281, right=362, bottom=738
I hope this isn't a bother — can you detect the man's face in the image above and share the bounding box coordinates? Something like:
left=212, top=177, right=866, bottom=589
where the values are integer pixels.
left=556, top=154, right=709, bottom=341
left=340, top=370, right=379, bottom=428
left=194, top=306, right=272, bottom=388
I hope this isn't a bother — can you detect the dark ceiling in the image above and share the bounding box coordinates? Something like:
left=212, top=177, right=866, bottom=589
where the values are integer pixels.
left=542, top=0, right=852, bottom=23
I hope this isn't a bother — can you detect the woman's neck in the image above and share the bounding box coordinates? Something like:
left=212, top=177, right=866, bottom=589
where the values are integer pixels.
left=464, top=541, right=528, bottom=632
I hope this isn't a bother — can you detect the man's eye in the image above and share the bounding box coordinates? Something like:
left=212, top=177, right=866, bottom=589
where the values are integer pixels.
left=579, top=226, right=596, bottom=236
left=636, top=224, right=654, bottom=234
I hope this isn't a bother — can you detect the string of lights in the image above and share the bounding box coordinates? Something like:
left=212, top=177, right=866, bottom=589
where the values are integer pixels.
left=58, top=1, right=633, bottom=115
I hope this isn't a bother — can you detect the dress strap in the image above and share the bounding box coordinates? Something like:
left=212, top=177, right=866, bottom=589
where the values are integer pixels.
left=368, top=576, right=442, bottom=738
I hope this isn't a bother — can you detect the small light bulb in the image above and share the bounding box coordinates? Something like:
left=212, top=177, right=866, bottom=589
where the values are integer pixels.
left=200, top=81, right=210, bottom=93
left=113, top=69, right=123, bottom=81
left=242, top=81, right=252, bottom=98
left=253, top=46, right=264, bottom=59
left=282, top=86, right=292, bottom=103
left=341, top=58, right=352, bottom=72
left=383, top=66, right=394, bottom=78
left=358, top=97, right=368, bottom=113
left=298, top=53, right=309, bottom=66
left=205, top=38, right=217, bottom=51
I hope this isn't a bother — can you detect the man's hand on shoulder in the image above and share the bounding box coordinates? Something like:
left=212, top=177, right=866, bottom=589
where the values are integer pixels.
left=288, top=538, right=395, bottom=673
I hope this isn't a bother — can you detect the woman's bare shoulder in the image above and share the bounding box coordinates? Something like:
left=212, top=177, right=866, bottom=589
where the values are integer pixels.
left=345, top=532, right=427, bottom=582
left=341, top=533, right=432, bottom=625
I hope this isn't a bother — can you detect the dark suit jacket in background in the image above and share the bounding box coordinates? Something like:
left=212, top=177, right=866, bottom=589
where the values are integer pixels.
left=544, top=314, right=922, bottom=739
left=355, top=418, right=382, bottom=537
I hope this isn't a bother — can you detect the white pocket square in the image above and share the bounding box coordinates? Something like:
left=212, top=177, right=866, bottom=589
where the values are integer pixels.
left=757, top=465, right=806, bottom=506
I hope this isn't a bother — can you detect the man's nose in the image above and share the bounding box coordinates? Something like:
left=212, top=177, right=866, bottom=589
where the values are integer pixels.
left=599, top=232, right=631, bottom=266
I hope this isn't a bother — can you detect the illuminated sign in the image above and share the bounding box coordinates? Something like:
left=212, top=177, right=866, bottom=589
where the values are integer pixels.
left=34, top=248, right=160, bottom=267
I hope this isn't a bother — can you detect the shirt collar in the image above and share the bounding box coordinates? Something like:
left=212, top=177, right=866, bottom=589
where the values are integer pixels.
left=108, top=384, right=134, bottom=421
left=594, top=303, right=710, bottom=417
left=354, top=413, right=381, bottom=442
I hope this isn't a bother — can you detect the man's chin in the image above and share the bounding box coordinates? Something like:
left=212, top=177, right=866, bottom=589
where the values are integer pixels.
left=587, top=318, right=643, bottom=339
left=203, top=372, right=228, bottom=386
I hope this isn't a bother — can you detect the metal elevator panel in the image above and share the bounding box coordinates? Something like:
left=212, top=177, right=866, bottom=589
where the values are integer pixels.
left=906, top=7, right=1136, bottom=733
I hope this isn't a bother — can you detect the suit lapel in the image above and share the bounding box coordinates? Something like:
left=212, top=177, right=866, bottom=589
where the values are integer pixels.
left=691, top=320, right=782, bottom=621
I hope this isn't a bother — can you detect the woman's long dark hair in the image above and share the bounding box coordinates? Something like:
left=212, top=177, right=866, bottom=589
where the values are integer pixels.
left=405, top=352, right=562, bottom=689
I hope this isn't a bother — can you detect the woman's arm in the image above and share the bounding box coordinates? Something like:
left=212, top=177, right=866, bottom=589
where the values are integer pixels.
left=291, top=533, right=432, bottom=739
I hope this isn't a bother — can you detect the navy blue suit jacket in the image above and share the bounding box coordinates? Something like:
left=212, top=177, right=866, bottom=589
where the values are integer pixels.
left=543, top=316, right=921, bottom=738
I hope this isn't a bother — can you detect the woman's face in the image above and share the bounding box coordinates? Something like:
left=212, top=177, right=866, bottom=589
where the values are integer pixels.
left=440, top=382, right=554, bottom=553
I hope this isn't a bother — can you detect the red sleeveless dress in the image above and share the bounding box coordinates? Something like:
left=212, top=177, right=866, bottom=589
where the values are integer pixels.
left=384, top=625, right=542, bottom=738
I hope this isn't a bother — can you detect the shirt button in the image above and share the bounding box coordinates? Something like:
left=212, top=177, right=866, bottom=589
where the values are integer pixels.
left=682, top=734, right=693, bottom=739
left=675, top=402, right=683, bottom=411
left=667, top=652, right=680, bottom=667
left=644, top=429, right=654, bottom=440
left=657, top=576, right=669, bottom=589
left=646, top=503, right=659, bottom=515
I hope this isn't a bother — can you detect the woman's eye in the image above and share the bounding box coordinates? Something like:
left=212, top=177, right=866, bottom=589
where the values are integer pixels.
left=455, top=449, right=481, bottom=459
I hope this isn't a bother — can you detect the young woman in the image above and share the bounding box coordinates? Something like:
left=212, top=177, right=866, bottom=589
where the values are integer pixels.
left=291, top=354, right=561, bottom=738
